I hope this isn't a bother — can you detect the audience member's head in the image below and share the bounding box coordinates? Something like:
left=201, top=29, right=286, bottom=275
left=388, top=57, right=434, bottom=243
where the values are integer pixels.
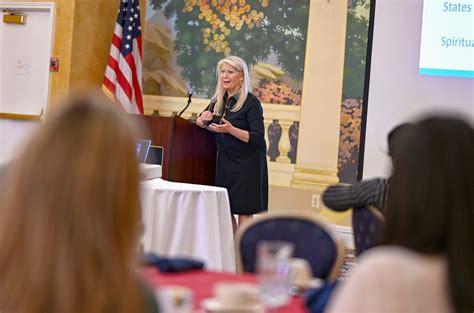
left=0, top=92, right=147, bottom=312
left=384, top=115, right=474, bottom=312
left=386, top=122, right=414, bottom=158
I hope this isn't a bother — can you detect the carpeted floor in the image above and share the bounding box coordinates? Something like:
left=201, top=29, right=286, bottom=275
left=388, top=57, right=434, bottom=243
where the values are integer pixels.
left=338, top=248, right=357, bottom=281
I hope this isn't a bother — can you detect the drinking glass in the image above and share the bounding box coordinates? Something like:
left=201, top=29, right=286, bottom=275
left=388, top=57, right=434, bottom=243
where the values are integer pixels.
left=256, top=240, right=294, bottom=309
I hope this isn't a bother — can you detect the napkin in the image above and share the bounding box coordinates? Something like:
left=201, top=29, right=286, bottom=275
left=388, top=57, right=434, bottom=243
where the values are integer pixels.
left=142, top=253, right=205, bottom=272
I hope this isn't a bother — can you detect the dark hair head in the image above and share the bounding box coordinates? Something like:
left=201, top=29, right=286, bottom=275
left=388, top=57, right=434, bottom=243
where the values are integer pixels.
left=383, top=115, right=474, bottom=312
left=387, top=123, right=414, bottom=158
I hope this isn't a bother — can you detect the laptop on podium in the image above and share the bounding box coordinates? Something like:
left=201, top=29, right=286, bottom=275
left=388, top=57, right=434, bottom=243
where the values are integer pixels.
left=136, top=139, right=151, bottom=163
left=136, top=139, right=162, bottom=180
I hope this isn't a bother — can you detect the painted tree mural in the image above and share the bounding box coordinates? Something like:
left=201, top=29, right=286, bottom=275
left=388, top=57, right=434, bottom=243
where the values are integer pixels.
left=147, top=0, right=309, bottom=100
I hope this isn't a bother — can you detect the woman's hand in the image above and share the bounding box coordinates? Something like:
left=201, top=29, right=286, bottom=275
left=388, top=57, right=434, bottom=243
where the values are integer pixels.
left=208, top=118, right=234, bottom=134
left=197, top=111, right=213, bottom=128
left=209, top=118, right=250, bottom=143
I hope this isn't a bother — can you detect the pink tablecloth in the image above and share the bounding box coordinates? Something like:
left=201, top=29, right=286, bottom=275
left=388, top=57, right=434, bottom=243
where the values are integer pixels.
left=142, top=267, right=308, bottom=312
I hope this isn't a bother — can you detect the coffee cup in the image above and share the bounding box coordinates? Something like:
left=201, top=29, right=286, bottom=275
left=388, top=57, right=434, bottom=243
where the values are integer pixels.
left=288, top=258, right=321, bottom=289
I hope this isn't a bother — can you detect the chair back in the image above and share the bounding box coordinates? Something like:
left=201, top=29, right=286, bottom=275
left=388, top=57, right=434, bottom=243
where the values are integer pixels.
left=235, top=209, right=344, bottom=281
left=352, top=205, right=385, bottom=256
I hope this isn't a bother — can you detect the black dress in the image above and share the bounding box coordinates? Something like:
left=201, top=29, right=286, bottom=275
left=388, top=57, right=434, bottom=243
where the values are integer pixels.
left=207, top=92, right=268, bottom=215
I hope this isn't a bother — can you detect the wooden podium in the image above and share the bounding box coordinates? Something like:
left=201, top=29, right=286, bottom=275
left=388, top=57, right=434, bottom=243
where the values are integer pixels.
left=131, top=115, right=217, bottom=185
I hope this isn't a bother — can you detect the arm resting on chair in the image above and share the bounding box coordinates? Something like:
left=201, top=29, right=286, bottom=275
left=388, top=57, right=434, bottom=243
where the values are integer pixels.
left=322, top=178, right=389, bottom=213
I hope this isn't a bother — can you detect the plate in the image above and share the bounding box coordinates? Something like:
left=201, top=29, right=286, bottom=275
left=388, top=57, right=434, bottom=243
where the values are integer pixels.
left=201, top=298, right=264, bottom=313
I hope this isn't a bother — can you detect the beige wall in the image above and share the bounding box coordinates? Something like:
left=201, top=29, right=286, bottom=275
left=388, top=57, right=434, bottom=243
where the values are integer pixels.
left=69, top=0, right=118, bottom=92
left=269, top=186, right=352, bottom=226
left=49, top=0, right=75, bottom=108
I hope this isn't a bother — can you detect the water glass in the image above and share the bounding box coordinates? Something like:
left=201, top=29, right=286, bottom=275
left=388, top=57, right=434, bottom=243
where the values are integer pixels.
left=256, top=240, right=294, bottom=309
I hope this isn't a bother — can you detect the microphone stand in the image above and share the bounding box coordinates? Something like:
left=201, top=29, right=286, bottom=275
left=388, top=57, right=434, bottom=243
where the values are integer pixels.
left=178, top=92, right=193, bottom=117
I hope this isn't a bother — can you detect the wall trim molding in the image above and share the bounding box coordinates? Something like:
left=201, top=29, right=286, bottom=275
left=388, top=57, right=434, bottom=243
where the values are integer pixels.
left=332, top=224, right=354, bottom=249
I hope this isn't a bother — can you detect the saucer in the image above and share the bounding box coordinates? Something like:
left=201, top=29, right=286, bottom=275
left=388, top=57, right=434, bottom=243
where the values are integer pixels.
left=294, top=277, right=323, bottom=290
left=201, top=298, right=264, bottom=313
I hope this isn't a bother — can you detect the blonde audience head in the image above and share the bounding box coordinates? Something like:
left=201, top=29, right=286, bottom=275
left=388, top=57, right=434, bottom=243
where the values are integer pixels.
left=0, top=91, right=148, bottom=312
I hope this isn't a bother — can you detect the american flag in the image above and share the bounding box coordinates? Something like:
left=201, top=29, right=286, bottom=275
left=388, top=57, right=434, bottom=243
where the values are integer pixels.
left=103, top=0, right=143, bottom=114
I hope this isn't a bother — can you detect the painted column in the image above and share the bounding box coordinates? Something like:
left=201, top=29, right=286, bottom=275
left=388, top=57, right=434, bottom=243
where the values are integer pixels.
left=291, top=0, right=348, bottom=192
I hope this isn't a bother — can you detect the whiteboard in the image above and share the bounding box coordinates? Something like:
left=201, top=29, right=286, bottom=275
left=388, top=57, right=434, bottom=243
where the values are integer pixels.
left=0, top=2, right=54, bottom=115
left=0, top=2, right=54, bottom=165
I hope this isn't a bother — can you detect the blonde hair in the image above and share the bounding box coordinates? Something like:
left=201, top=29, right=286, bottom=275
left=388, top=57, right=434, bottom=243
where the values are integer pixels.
left=212, top=55, right=250, bottom=114
left=0, top=92, right=145, bottom=313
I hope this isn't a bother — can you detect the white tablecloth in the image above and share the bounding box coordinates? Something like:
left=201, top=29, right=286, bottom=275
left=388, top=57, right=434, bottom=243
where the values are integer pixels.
left=140, top=178, right=235, bottom=272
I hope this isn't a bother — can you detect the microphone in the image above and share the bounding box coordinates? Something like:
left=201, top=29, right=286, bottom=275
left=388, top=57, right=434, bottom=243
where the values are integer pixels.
left=208, top=95, right=217, bottom=112
left=202, top=96, right=217, bottom=126
left=178, top=91, right=193, bottom=117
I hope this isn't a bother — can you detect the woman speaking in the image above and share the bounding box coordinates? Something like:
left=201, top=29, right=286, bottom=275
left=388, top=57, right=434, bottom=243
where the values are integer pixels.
left=196, top=56, right=268, bottom=231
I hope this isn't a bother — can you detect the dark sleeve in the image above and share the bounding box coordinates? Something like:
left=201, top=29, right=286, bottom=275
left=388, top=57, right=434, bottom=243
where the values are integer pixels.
left=246, top=98, right=265, bottom=146
left=322, top=178, right=388, bottom=211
